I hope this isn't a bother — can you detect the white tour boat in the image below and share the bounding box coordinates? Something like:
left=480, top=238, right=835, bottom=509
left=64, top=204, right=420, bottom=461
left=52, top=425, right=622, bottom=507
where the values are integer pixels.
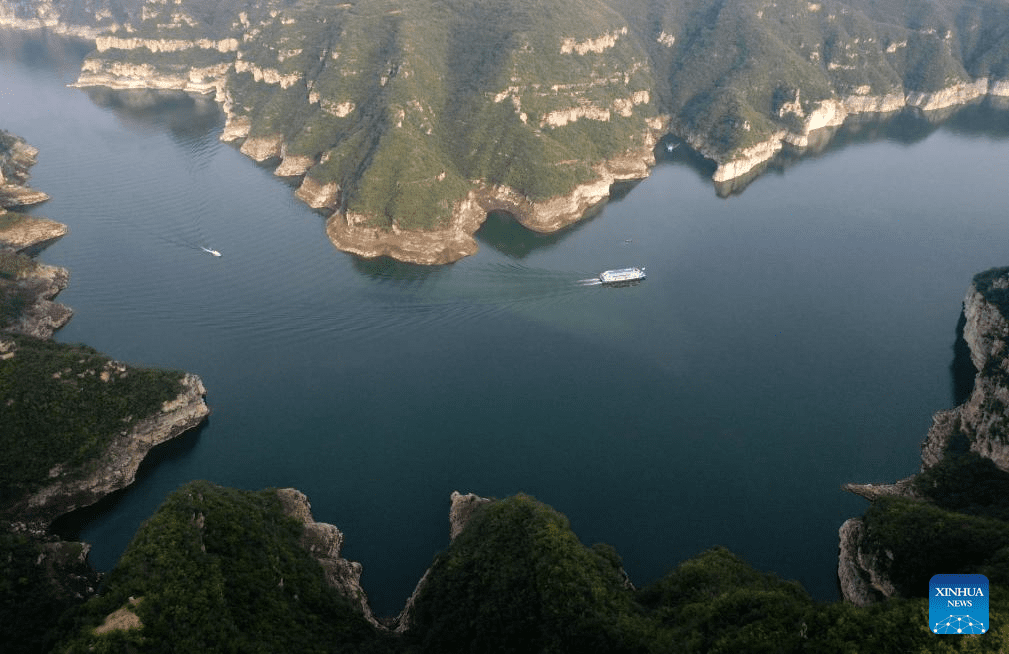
left=598, top=267, right=646, bottom=284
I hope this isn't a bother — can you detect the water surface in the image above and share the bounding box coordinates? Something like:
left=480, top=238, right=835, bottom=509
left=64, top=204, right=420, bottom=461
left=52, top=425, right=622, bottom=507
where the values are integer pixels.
left=5, top=29, right=1009, bottom=616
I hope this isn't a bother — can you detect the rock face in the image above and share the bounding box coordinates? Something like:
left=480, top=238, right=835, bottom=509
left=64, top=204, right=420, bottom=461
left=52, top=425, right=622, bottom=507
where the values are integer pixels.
left=12, top=373, right=209, bottom=532
left=275, top=488, right=379, bottom=627
left=0, top=257, right=74, bottom=338
left=920, top=269, right=1009, bottom=471
left=394, top=491, right=492, bottom=632
left=838, top=267, right=1009, bottom=605
left=1, top=133, right=72, bottom=337
left=0, top=217, right=68, bottom=253
left=0, top=130, right=50, bottom=208
left=448, top=490, right=493, bottom=541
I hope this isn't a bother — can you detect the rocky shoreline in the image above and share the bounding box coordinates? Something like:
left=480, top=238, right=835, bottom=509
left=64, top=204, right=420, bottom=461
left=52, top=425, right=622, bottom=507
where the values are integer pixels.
left=72, top=45, right=1009, bottom=263
left=838, top=266, right=1009, bottom=606
left=1, top=129, right=210, bottom=548
left=9, top=15, right=1009, bottom=264
left=703, top=79, right=1009, bottom=185
left=71, top=49, right=662, bottom=265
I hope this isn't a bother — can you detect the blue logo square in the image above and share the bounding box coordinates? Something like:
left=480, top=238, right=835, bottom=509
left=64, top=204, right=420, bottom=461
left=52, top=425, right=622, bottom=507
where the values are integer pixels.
left=930, top=574, right=989, bottom=634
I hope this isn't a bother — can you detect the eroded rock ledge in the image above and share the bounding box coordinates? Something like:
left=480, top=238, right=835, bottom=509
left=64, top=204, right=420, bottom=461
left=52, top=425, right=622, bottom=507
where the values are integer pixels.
left=0, top=130, right=50, bottom=208
left=394, top=491, right=492, bottom=632
left=1, top=130, right=211, bottom=530
left=10, top=373, right=210, bottom=533
left=276, top=488, right=380, bottom=628
left=706, top=79, right=1009, bottom=185
left=0, top=255, right=74, bottom=338
left=838, top=266, right=1009, bottom=606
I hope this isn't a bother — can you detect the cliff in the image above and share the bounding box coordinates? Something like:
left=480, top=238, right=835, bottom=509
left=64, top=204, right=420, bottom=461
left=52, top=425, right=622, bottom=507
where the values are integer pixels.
left=1, top=129, right=212, bottom=650
left=275, top=487, right=380, bottom=628
left=0, top=130, right=50, bottom=208
left=0, top=254, right=73, bottom=338
left=9, top=373, right=209, bottom=533
left=838, top=266, right=1009, bottom=606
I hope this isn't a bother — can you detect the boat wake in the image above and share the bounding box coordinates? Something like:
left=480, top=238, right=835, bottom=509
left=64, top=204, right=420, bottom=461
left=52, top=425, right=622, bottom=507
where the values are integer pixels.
left=577, top=278, right=603, bottom=286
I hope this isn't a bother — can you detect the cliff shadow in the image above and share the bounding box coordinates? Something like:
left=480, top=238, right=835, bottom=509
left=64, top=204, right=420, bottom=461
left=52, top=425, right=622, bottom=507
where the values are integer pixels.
left=680, top=110, right=961, bottom=198
left=350, top=254, right=449, bottom=283
left=50, top=419, right=208, bottom=542
left=0, top=28, right=92, bottom=81
left=951, top=309, right=976, bottom=406
left=81, top=87, right=224, bottom=147
left=474, top=206, right=604, bottom=260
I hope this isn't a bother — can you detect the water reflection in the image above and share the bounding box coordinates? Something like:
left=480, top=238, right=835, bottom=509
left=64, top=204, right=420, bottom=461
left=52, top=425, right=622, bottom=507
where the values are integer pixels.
left=685, top=103, right=1009, bottom=197
left=350, top=254, right=449, bottom=284
left=0, top=28, right=91, bottom=81
left=951, top=310, right=977, bottom=406
left=474, top=207, right=603, bottom=259
left=82, top=87, right=223, bottom=145
left=50, top=420, right=207, bottom=542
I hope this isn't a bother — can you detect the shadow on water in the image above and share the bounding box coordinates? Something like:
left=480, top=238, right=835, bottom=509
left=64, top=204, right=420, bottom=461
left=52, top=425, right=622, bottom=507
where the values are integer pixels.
left=82, top=87, right=224, bottom=144
left=474, top=206, right=604, bottom=260
left=50, top=420, right=208, bottom=544
left=669, top=102, right=1009, bottom=197
left=350, top=254, right=449, bottom=285
left=951, top=310, right=977, bottom=406
left=0, top=28, right=91, bottom=80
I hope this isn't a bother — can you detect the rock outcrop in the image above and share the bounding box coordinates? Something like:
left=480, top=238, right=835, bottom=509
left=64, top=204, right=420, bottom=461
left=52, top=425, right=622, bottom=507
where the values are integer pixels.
left=0, top=216, right=68, bottom=253
left=709, top=79, right=1009, bottom=184
left=920, top=269, right=1009, bottom=471
left=0, top=257, right=73, bottom=338
left=838, top=267, right=1009, bottom=605
left=11, top=373, right=209, bottom=533
left=0, top=130, right=50, bottom=208
left=276, top=488, right=379, bottom=628
left=394, top=491, right=492, bottom=632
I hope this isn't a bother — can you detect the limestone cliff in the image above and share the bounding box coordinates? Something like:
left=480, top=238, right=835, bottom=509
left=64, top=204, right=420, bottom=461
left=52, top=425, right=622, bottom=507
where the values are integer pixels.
left=838, top=267, right=1009, bottom=605
left=0, top=216, right=68, bottom=253
left=920, top=268, right=1009, bottom=471
left=394, top=491, right=492, bottom=632
left=276, top=488, right=380, bottom=628
left=0, top=130, right=49, bottom=208
left=0, top=256, right=73, bottom=338
left=9, top=373, right=209, bottom=533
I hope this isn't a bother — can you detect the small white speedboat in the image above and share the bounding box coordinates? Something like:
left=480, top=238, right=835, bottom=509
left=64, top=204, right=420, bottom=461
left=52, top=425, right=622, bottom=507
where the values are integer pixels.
left=201, top=247, right=222, bottom=257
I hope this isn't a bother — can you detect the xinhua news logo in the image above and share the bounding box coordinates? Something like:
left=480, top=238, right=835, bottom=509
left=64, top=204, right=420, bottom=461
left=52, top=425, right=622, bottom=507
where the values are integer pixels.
left=930, top=574, right=989, bottom=635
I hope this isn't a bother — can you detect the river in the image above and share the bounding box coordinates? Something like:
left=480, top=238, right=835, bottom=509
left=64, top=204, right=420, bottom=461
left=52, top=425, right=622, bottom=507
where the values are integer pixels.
left=4, top=28, right=1009, bottom=616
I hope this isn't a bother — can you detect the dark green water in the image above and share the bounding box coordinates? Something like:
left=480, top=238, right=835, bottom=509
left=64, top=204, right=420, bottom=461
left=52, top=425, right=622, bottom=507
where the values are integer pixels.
left=5, top=29, right=1009, bottom=616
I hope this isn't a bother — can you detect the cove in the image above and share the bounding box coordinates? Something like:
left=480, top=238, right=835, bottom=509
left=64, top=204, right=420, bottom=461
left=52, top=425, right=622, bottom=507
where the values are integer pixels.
left=5, top=28, right=1009, bottom=617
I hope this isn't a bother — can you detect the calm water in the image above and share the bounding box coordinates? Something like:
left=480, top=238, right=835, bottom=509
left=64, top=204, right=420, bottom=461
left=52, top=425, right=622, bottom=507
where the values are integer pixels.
left=5, top=29, right=1009, bottom=616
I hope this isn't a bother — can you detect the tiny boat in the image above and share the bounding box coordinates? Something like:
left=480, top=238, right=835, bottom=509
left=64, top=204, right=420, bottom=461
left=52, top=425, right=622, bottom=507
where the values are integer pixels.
left=599, top=267, right=646, bottom=284
left=201, top=247, right=222, bottom=257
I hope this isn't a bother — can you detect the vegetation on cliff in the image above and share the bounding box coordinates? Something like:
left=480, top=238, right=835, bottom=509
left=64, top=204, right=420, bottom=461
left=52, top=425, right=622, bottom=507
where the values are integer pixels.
left=1, top=532, right=99, bottom=654
left=45, top=488, right=1007, bottom=653
left=58, top=481, right=391, bottom=654
left=0, top=334, right=185, bottom=511
left=51, top=0, right=1009, bottom=247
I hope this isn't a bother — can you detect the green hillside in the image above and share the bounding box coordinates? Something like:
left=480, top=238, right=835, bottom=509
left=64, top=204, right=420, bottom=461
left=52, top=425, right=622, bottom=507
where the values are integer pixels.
left=46, top=485, right=1009, bottom=652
